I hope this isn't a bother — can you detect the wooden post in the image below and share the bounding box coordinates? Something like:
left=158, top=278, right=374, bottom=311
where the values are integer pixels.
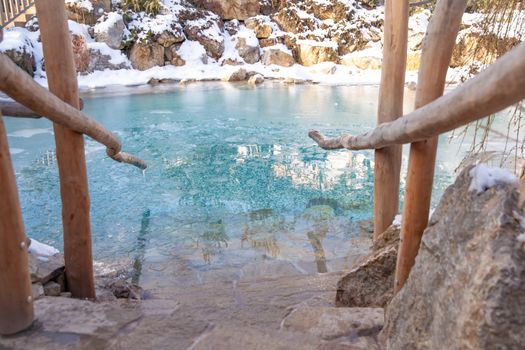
left=374, top=0, right=409, bottom=239
left=394, top=0, right=468, bottom=293
left=0, top=112, right=34, bottom=335
left=35, top=0, right=95, bottom=299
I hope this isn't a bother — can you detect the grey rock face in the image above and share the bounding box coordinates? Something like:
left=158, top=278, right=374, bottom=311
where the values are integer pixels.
left=381, top=167, right=525, bottom=350
left=235, top=37, right=261, bottom=64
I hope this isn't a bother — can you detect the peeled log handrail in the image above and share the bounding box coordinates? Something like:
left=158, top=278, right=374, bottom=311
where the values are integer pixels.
left=309, top=41, right=525, bottom=151
left=394, top=0, right=468, bottom=294
left=0, top=53, right=147, bottom=170
left=0, top=99, right=84, bottom=118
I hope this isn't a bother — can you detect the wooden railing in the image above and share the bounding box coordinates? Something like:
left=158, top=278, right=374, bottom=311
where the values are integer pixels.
left=0, top=0, right=34, bottom=28
left=0, top=0, right=147, bottom=335
left=0, top=0, right=524, bottom=338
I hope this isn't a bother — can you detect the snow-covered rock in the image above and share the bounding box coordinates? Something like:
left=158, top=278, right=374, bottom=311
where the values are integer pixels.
left=191, top=0, right=260, bottom=20
left=261, top=46, right=295, bottom=67
left=184, top=14, right=225, bottom=59
left=0, top=28, right=37, bottom=77
left=245, top=16, right=273, bottom=39
left=94, top=12, right=126, bottom=50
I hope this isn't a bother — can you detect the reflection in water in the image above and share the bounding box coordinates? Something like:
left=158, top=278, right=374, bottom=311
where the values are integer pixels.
left=131, top=209, right=151, bottom=284
left=241, top=209, right=285, bottom=258
left=195, top=219, right=229, bottom=264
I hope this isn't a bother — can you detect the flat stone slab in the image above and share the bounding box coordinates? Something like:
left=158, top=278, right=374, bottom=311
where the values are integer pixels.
left=282, top=306, right=384, bottom=340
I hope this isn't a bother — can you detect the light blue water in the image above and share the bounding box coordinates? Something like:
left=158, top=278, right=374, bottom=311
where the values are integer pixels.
left=5, top=83, right=469, bottom=270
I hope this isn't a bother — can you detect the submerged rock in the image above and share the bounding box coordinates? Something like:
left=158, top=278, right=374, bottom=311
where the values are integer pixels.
left=382, top=166, right=525, bottom=349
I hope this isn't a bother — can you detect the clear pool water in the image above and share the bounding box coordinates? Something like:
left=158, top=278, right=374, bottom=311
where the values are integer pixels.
left=5, top=83, right=473, bottom=273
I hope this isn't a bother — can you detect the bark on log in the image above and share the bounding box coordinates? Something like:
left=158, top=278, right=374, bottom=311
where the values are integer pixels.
left=395, top=0, right=469, bottom=293
left=373, top=0, right=409, bottom=239
left=36, top=0, right=95, bottom=299
left=0, top=53, right=146, bottom=169
left=308, top=41, right=525, bottom=150
left=0, top=113, right=34, bottom=335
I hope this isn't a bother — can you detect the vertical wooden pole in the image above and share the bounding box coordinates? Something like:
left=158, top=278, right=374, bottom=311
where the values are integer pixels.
left=373, top=0, right=409, bottom=239
left=394, top=0, right=468, bottom=293
left=36, top=0, right=95, bottom=299
left=0, top=112, right=34, bottom=335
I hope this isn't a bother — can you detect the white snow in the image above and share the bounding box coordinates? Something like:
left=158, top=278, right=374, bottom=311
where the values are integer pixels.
left=296, top=39, right=338, bottom=49
left=177, top=40, right=208, bottom=65
left=518, top=234, right=525, bottom=243
left=68, top=20, right=93, bottom=41
left=392, top=214, right=402, bottom=227
left=468, top=164, right=519, bottom=193
left=94, top=12, right=123, bottom=34
left=408, top=10, right=430, bottom=34
left=29, top=238, right=59, bottom=257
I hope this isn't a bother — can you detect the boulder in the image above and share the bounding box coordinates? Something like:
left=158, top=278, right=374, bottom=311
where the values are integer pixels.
left=296, top=40, right=339, bottom=66
left=87, top=46, right=131, bottom=71
left=44, top=281, right=61, bottom=297
left=184, top=17, right=225, bottom=59
left=2, top=48, right=35, bottom=77
left=65, top=0, right=111, bottom=25
left=245, top=16, right=273, bottom=39
left=304, top=0, right=350, bottom=22
left=282, top=307, right=384, bottom=340
left=451, top=32, right=520, bottom=68
left=341, top=55, right=382, bottom=70
left=129, top=41, right=164, bottom=71
left=235, top=37, right=260, bottom=64
left=71, top=34, right=91, bottom=73
left=248, top=73, right=264, bottom=85
left=272, top=5, right=317, bottom=34
left=259, top=37, right=283, bottom=48
left=94, top=12, right=126, bottom=50
left=190, top=0, right=260, bottom=20
left=221, top=68, right=247, bottom=81
left=262, top=47, right=295, bottom=67
left=155, top=28, right=185, bottom=48
left=381, top=166, right=525, bottom=349
left=224, top=19, right=241, bottom=35
left=336, top=224, right=400, bottom=308
left=165, top=43, right=186, bottom=66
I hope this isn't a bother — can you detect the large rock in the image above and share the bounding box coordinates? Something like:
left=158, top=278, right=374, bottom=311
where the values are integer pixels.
left=272, top=5, right=317, bottom=34
left=235, top=37, right=260, bottom=64
left=88, top=46, right=131, bottom=71
left=296, top=40, right=339, bottom=66
left=304, top=0, right=350, bottom=22
left=184, top=17, right=225, bottom=59
left=190, top=0, right=260, bottom=20
left=129, top=41, right=164, bottom=71
left=165, top=43, right=186, bottom=66
left=94, top=12, right=126, bottom=50
left=2, top=48, right=35, bottom=77
left=450, top=32, right=520, bottom=68
left=262, top=47, right=295, bottom=67
left=71, top=34, right=91, bottom=73
left=66, top=0, right=111, bottom=25
left=381, top=166, right=525, bottom=349
left=282, top=307, right=384, bottom=340
left=336, top=224, right=400, bottom=308
left=245, top=16, right=273, bottom=39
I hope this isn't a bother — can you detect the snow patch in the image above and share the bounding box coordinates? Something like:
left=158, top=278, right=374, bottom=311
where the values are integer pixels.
left=94, top=12, right=123, bottom=34
left=468, top=164, right=519, bottom=194
left=29, top=238, right=59, bottom=257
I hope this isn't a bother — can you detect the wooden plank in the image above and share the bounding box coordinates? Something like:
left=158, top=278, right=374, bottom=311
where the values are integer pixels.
left=308, top=41, right=525, bottom=151
left=394, top=0, right=469, bottom=293
left=35, top=0, right=95, bottom=299
left=373, top=0, right=409, bottom=239
left=0, top=112, right=34, bottom=335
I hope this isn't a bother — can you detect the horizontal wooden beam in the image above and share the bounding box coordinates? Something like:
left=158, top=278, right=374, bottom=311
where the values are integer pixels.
left=0, top=52, right=147, bottom=170
left=0, top=99, right=84, bottom=118
left=309, top=41, right=525, bottom=151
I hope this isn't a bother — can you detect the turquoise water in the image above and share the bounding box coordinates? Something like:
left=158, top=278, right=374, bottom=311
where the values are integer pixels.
left=5, top=83, right=468, bottom=271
